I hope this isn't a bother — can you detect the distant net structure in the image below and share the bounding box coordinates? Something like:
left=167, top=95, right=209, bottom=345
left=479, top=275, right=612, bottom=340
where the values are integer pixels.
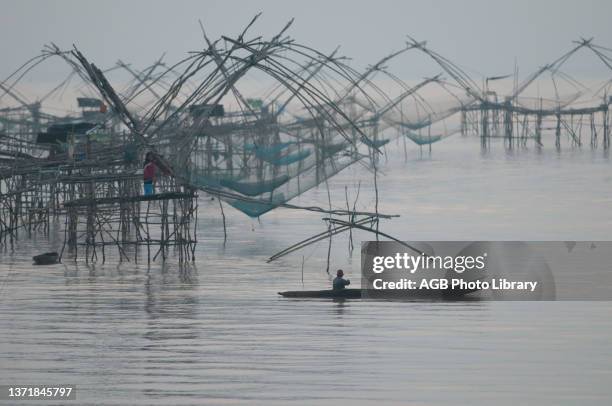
left=450, top=37, right=612, bottom=149
left=3, top=16, right=612, bottom=263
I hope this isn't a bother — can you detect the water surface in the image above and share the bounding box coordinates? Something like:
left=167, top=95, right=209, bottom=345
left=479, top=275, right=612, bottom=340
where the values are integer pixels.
left=1, top=136, right=611, bottom=405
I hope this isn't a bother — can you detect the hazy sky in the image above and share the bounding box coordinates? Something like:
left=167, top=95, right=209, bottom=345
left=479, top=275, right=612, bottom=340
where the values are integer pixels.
left=2, top=0, right=612, bottom=84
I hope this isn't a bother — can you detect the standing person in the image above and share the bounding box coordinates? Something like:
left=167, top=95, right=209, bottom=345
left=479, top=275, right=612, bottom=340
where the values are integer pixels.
left=332, top=269, right=350, bottom=290
left=143, top=152, right=157, bottom=196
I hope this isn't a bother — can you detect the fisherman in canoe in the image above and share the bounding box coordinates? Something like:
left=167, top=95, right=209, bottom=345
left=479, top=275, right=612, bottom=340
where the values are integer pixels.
left=332, top=269, right=350, bottom=290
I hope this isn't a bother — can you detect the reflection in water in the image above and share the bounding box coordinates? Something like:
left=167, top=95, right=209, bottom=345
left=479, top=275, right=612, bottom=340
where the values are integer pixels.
left=331, top=299, right=348, bottom=317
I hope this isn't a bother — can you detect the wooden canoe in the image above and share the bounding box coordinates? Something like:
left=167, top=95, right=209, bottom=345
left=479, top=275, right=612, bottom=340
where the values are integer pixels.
left=278, top=289, right=362, bottom=299
left=278, top=287, right=479, bottom=300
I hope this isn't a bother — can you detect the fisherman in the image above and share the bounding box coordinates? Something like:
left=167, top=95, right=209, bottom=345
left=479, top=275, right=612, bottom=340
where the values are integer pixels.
left=332, top=269, right=350, bottom=290
left=143, top=152, right=157, bottom=196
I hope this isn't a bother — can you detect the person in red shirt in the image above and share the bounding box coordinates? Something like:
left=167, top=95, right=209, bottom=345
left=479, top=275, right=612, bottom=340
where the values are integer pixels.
left=143, top=152, right=157, bottom=196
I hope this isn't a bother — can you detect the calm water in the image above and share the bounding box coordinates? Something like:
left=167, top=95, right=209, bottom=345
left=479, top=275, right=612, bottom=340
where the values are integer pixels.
left=1, top=136, right=611, bottom=405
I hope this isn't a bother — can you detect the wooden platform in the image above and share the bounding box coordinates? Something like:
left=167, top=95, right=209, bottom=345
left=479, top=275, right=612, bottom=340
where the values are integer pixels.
left=63, top=192, right=196, bottom=208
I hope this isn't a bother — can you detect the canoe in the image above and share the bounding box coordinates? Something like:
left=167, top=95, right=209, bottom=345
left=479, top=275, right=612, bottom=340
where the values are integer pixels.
left=278, top=287, right=480, bottom=300
left=278, top=289, right=362, bottom=299
left=33, top=252, right=59, bottom=265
